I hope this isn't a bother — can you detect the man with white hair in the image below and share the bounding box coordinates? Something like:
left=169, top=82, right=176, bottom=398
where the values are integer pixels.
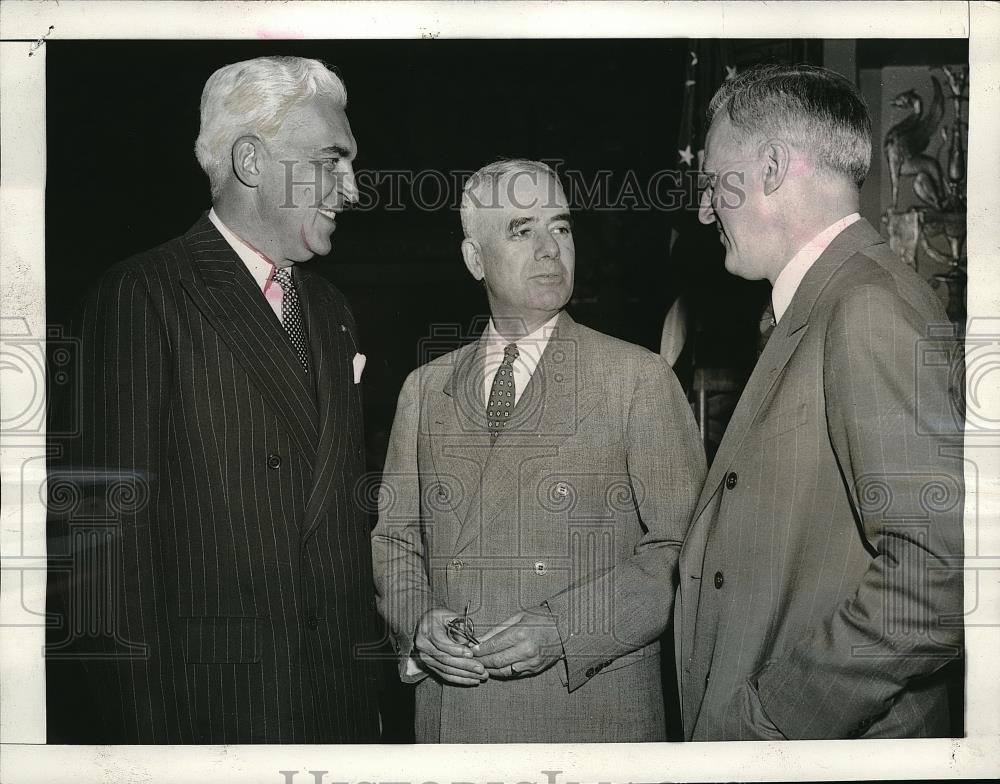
left=372, top=159, right=706, bottom=741
left=53, top=56, right=379, bottom=743
left=675, top=64, right=964, bottom=739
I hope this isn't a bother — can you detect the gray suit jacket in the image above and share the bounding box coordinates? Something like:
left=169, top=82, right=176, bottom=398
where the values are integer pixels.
left=372, top=313, right=706, bottom=742
left=675, top=219, right=965, bottom=740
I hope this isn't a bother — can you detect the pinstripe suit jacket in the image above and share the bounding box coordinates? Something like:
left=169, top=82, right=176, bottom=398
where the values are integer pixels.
left=372, top=314, right=706, bottom=742
left=50, top=214, right=380, bottom=743
left=674, top=219, right=964, bottom=740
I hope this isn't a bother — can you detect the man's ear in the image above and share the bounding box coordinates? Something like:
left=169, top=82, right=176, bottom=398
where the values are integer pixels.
left=232, top=136, right=265, bottom=188
left=761, top=138, right=790, bottom=196
left=461, top=238, right=485, bottom=282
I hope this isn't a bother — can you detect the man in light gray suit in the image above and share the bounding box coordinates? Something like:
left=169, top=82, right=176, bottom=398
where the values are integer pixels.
left=372, top=159, right=706, bottom=742
left=676, top=64, right=964, bottom=740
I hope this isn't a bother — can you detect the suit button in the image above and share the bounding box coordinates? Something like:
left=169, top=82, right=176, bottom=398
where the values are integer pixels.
left=585, top=667, right=596, bottom=678
left=725, top=471, right=738, bottom=490
left=533, top=561, right=547, bottom=575
left=714, top=571, right=724, bottom=589
left=306, top=615, right=319, bottom=629
left=267, top=454, right=282, bottom=470
left=450, top=559, right=464, bottom=571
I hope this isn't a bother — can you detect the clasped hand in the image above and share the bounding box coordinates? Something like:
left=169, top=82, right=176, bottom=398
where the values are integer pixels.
left=413, top=605, right=563, bottom=686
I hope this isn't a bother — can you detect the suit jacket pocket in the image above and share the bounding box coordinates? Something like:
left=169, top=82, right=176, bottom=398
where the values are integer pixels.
left=740, top=676, right=787, bottom=740
left=181, top=616, right=261, bottom=664
left=758, top=401, right=809, bottom=440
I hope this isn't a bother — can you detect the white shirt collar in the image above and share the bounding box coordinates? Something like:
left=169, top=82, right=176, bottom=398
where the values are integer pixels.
left=208, top=208, right=279, bottom=294
left=482, top=312, right=561, bottom=405
left=772, top=213, right=860, bottom=323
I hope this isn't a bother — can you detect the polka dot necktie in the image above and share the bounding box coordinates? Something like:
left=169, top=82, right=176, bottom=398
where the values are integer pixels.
left=273, top=267, right=310, bottom=373
left=487, top=343, right=519, bottom=439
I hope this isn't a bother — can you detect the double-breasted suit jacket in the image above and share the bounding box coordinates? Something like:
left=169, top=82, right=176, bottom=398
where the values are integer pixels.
left=49, top=214, right=380, bottom=743
left=372, top=313, right=706, bottom=742
left=675, top=219, right=965, bottom=740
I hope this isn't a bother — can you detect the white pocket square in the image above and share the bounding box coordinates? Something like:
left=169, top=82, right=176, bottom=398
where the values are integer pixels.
left=352, top=352, right=366, bottom=384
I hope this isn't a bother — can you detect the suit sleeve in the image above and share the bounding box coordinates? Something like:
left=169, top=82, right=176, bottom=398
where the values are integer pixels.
left=371, top=368, right=438, bottom=682
left=753, top=283, right=964, bottom=739
left=546, top=353, right=707, bottom=691
left=59, top=267, right=183, bottom=741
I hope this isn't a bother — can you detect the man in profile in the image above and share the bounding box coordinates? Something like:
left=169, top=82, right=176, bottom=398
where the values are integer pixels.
left=48, top=56, right=380, bottom=743
left=676, top=64, right=964, bottom=739
left=372, top=159, right=706, bottom=742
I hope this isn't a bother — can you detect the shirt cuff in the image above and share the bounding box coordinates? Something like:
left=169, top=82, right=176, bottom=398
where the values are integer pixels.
left=400, top=653, right=428, bottom=684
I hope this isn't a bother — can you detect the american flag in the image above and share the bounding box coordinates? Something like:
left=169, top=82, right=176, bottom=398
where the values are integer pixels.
left=676, top=41, right=737, bottom=185
left=661, top=41, right=737, bottom=367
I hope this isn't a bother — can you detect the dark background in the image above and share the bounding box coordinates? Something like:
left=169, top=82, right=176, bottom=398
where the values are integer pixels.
left=45, top=38, right=967, bottom=742
left=45, top=38, right=776, bottom=473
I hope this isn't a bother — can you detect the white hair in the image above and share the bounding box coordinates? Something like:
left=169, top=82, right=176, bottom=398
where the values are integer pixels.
left=460, top=159, right=563, bottom=239
left=195, top=56, right=347, bottom=200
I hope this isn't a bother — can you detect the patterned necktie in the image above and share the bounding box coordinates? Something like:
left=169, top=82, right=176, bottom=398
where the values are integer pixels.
left=487, top=343, right=519, bottom=439
left=272, top=267, right=310, bottom=372
left=757, top=300, right=777, bottom=358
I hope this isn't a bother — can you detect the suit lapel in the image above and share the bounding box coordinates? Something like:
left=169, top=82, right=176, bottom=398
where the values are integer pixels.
left=693, top=319, right=807, bottom=520
left=429, top=339, right=493, bottom=552
left=691, top=218, right=884, bottom=522
left=441, top=335, right=492, bottom=441
left=298, top=273, right=354, bottom=540
left=177, top=214, right=319, bottom=463
left=446, top=313, right=597, bottom=555
left=500, top=313, right=594, bottom=441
